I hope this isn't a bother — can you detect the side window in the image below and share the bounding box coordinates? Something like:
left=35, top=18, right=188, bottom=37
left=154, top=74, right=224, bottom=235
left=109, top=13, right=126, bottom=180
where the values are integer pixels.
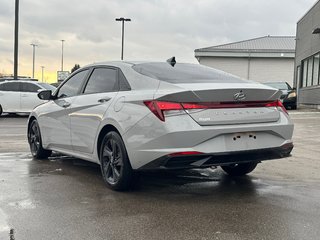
left=84, top=68, right=118, bottom=94
left=57, top=70, right=89, bottom=98
left=0, top=82, right=20, bottom=91
left=21, top=82, right=41, bottom=92
left=119, top=70, right=131, bottom=91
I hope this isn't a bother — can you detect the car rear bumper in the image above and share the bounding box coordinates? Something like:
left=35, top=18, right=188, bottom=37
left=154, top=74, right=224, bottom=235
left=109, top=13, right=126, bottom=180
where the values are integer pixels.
left=139, top=142, right=293, bottom=170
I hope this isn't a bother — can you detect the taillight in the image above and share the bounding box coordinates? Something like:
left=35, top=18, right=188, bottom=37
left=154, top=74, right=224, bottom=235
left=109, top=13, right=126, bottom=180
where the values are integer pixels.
left=274, top=100, right=288, bottom=115
left=169, top=151, right=203, bottom=157
left=144, top=99, right=288, bottom=121
left=143, top=101, right=183, bottom=121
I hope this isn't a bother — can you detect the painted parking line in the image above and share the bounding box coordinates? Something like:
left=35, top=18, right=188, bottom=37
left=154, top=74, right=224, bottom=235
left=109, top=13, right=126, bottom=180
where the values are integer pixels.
left=289, top=111, right=320, bottom=115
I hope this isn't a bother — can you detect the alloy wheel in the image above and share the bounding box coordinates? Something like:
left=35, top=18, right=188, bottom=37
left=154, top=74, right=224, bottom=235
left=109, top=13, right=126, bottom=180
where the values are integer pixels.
left=29, top=122, right=41, bottom=156
left=101, top=136, right=124, bottom=185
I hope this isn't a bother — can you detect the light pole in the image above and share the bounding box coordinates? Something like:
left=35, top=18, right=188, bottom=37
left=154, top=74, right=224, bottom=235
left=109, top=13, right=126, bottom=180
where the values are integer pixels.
left=115, top=17, right=131, bottom=60
left=41, top=66, right=45, bottom=82
left=14, top=0, right=19, bottom=79
left=60, top=40, right=65, bottom=71
left=30, top=43, right=38, bottom=78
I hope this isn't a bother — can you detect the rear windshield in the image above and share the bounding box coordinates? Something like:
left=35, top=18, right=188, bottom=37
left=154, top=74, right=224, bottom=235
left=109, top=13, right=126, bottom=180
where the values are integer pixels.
left=264, top=82, right=291, bottom=90
left=38, top=83, right=57, bottom=91
left=132, top=63, right=248, bottom=84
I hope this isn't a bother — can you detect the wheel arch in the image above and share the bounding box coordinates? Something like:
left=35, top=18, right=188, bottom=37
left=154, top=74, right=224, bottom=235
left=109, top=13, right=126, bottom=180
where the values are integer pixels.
left=96, top=124, right=122, bottom=162
left=27, top=116, right=37, bottom=134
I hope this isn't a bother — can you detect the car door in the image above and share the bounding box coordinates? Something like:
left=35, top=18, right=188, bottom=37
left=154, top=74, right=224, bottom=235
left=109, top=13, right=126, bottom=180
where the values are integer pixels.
left=70, top=67, right=120, bottom=154
left=20, top=82, right=44, bottom=112
left=38, top=69, right=90, bottom=151
left=0, top=82, right=21, bottom=112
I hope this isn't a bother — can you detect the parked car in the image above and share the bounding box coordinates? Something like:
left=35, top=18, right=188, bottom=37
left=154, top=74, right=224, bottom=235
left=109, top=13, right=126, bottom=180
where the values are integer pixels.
left=263, top=82, right=297, bottom=109
left=0, top=80, right=56, bottom=115
left=28, top=61, right=294, bottom=190
left=51, top=82, right=61, bottom=88
left=0, top=77, right=38, bottom=82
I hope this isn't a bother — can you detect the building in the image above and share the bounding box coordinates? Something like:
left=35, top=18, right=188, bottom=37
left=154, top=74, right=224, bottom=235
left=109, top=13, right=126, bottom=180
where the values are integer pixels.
left=295, top=0, right=320, bottom=109
left=195, top=36, right=295, bottom=85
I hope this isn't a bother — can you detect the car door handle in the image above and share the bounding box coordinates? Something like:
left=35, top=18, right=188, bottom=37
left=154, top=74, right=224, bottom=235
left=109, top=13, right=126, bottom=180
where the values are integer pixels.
left=62, top=102, right=71, bottom=108
left=98, top=97, right=111, bottom=103
left=21, top=94, right=28, bottom=97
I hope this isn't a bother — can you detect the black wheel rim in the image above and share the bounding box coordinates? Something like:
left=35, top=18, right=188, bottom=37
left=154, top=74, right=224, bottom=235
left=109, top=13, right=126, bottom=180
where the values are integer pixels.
left=29, top=122, right=40, bottom=155
left=101, top=136, right=123, bottom=184
left=229, top=164, right=239, bottom=168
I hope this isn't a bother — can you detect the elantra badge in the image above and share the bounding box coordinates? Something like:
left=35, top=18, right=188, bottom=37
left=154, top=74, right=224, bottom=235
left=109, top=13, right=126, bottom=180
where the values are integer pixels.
left=234, top=90, right=246, bottom=101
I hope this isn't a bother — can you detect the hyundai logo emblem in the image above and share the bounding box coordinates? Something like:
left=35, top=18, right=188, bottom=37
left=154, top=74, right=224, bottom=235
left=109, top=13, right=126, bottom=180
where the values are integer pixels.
left=234, top=90, right=246, bottom=101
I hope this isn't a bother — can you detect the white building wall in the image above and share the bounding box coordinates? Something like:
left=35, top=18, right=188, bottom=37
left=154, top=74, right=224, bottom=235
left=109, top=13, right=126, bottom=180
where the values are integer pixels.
left=199, top=57, right=294, bottom=86
left=249, top=58, right=294, bottom=85
left=199, top=57, right=249, bottom=80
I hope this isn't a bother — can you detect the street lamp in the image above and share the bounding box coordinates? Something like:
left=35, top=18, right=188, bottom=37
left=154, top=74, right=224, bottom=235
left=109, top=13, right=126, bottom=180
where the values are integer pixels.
left=41, top=66, right=45, bottom=82
left=115, top=17, right=131, bottom=60
left=13, top=0, right=19, bottom=79
left=60, top=40, right=65, bottom=71
left=30, top=43, right=38, bottom=78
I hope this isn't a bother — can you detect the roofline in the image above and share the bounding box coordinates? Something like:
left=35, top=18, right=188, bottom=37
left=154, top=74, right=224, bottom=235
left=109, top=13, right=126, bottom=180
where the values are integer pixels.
left=195, top=48, right=295, bottom=53
left=195, top=51, right=295, bottom=59
left=297, top=0, right=320, bottom=24
left=195, top=35, right=296, bottom=52
left=0, top=79, right=39, bottom=83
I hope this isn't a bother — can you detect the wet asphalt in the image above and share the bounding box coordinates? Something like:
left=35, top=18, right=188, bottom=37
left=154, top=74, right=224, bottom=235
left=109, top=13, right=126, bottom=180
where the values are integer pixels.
left=0, top=110, right=320, bottom=240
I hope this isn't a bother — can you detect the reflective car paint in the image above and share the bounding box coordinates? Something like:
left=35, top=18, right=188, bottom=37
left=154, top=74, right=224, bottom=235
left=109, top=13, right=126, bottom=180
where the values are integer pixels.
left=29, top=61, right=294, bottom=170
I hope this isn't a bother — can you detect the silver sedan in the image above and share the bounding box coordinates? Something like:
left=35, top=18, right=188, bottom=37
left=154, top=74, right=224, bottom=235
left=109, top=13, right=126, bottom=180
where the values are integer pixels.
left=28, top=60, right=294, bottom=190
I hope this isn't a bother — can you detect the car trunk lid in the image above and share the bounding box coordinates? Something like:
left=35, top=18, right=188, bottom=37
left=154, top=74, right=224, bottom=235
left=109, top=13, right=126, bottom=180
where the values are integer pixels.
left=153, top=82, right=283, bottom=125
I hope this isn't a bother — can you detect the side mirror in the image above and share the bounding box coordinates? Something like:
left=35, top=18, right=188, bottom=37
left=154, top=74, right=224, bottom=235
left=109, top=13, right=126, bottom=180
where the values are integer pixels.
left=38, top=90, right=52, bottom=100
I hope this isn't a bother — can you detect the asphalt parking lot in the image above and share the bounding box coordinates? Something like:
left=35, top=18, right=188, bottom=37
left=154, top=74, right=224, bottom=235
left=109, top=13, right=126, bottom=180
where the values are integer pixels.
left=1, top=110, right=320, bottom=240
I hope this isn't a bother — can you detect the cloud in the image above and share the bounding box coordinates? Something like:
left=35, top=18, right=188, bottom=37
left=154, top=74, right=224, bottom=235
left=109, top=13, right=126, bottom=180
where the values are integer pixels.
left=0, top=0, right=317, bottom=81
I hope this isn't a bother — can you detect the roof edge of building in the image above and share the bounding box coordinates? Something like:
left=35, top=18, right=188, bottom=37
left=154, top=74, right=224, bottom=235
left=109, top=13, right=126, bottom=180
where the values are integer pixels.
left=195, top=35, right=296, bottom=52
left=195, top=49, right=295, bottom=53
left=195, top=51, right=295, bottom=59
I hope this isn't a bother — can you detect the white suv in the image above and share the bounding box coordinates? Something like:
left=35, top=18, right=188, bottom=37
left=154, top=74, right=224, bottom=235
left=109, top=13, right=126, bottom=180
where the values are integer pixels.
left=0, top=80, right=56, bottom=115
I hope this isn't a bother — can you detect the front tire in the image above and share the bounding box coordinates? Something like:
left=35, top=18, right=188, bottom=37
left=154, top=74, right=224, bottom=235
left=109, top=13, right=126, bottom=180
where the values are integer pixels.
left=221, top=162, right=258, bottom=176
left=28, top=120, right=52, bottom=159
left=0, top=105, right=3, bottom=116
left=99, top=131, right=134, bottom=191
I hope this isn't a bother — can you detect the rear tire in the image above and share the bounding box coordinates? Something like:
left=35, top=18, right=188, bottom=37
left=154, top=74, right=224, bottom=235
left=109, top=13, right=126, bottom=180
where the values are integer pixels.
left=99, top=131, right=134, bottom=191
left=28, top=120, right=52, bottom=159
left=221, top=162, right=258, bottom=176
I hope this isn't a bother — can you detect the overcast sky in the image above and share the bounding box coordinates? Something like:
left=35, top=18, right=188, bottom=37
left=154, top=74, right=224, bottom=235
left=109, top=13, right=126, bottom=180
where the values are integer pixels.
left=0, top=0, right=317, bottom=82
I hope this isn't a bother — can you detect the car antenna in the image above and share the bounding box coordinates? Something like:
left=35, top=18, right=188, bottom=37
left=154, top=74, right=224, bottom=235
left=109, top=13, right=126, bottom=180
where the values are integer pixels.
left=166, top=56, right=176, bottom=67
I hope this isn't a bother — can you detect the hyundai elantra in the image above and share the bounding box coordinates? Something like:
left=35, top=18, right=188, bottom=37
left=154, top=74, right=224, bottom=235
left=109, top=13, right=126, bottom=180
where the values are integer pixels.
left=28, top=60, right=294, bottom=190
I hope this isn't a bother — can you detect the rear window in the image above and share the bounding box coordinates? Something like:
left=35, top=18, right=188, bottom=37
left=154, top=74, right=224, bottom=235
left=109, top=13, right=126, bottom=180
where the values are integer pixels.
left=264, top=82, right=291, bottom=90
left=132, top=63, right=247, bottom=84
left=38, top=83, right=57, bottom=91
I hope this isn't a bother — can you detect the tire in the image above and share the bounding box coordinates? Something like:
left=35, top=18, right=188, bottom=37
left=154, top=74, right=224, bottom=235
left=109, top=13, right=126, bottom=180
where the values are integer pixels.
left=28, top=120, right=52, bottom=159
left=99, top=131, right=134, bottom=191
left=221, top=162, right=258, bottom=176
left=0, top=105, right=3, bottom=116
